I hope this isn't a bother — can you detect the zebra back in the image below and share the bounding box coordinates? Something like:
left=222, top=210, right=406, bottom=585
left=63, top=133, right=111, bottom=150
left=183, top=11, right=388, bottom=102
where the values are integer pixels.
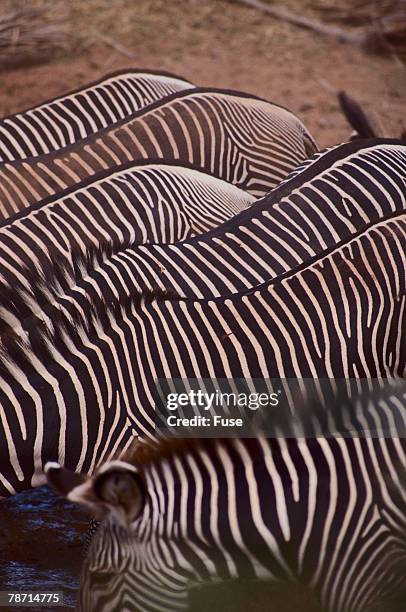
left=0, top=140, right=406, bottom=299
left=105, top=139, right=406, bottom=298
left=0, top=69, right=194, bottom=162
left=0, top=160, right=254, bottom=274
left=1, top=140, right=404, bottom=308
left=0, top=88, right=318, bottom=219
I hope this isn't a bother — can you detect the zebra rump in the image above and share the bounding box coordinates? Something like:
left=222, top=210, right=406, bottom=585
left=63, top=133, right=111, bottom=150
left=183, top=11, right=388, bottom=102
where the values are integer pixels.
left=87, top=139, right=406, bottom=298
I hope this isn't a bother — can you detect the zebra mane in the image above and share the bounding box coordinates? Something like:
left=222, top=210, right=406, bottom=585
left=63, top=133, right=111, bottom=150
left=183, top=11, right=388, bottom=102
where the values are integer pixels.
left=0, top=237, right=178, bottom=379
left=124, top=437, right=256, bottom=471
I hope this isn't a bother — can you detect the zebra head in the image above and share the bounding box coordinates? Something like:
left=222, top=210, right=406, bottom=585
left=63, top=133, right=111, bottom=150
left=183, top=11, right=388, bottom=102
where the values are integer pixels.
left=46, top=455, right=194, bottom=611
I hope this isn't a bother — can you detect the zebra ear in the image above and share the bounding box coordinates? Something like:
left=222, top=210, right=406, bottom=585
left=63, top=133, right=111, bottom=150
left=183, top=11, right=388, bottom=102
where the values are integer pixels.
left=45, top=462, right=88, bottom=496
left=45, top=462, right=104, bottom=517
left=92, top=460, right=145, bottom=527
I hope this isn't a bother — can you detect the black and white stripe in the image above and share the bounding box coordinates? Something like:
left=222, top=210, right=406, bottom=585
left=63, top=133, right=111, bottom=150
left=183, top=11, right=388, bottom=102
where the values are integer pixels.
left=101, top=140, right=406, bottom=298
left=1, top=140, right=404, bottom=305
left=0, top=160, right=254, bottom=258
left=0, top=88, right=318, bottom=219
left=0, top=69, right=194, bottom=162
left=0, top=139, right=401, bottom=302
left=0, top=140, right=404, bottom=497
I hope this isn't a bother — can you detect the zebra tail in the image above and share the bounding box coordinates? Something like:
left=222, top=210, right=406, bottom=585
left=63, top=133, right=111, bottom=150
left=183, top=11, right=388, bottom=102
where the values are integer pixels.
left=338, top=91, right=378, bottom=139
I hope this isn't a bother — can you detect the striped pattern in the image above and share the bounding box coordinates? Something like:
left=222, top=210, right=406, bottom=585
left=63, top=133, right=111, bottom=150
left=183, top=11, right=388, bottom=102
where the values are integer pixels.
left=1, top=141, right=403, bottom=304
left=76, top=384, right=406, bottom=612
left=0, top=161, right=254, bottom=264
left=0, top=69, right=194, bottom=162
left=103, top=141, right=406, bottom=298
left=0, top=140, right=404, bottom=497
left=0, top=88, right=318, bottom=219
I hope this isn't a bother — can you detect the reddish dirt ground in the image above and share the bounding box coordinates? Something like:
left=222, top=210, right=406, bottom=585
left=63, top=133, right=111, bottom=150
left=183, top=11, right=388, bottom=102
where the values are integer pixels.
left=0, top=0, right=405, bottom=149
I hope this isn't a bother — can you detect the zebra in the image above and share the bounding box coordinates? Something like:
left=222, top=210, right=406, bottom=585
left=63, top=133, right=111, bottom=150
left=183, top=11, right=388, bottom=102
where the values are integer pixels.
left=0, top=88, right=318, bottom=219
left=1, top=140, right=404, bottom=310
left=0, top=140, right=404, bottom=497
left=46, top=381, right=406, bottom=612
left=0, top=69, right=194, bottom=163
